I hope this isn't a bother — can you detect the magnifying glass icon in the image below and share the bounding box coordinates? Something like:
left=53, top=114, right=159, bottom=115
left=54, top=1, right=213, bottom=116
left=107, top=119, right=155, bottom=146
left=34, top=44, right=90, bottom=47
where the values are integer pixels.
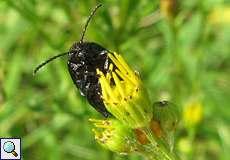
left=3, top=141, right=18, bottom=157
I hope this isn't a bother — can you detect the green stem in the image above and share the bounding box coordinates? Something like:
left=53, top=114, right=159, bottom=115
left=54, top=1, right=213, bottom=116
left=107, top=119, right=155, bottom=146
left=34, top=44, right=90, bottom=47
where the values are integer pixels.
left=136, top=143, right=161, bottom=160
left=141, top=127, right=180, bottom=160
left=188, top=128, right=196, bottom=160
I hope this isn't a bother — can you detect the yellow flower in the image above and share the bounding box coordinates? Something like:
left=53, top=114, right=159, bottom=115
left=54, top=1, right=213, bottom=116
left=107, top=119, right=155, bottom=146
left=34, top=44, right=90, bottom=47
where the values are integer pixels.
left=90, top=118, right=136, bottom=153
left=183, top=101, right=203, bottom=127
left=96, top=52, right=152, bottom=128
left=209, top=6, right=230, bottom=26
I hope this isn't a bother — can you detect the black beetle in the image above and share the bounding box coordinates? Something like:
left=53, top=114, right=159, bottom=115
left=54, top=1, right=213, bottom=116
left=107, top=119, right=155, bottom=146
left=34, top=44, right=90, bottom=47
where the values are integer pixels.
left=33, top=4, right=111, bottom=117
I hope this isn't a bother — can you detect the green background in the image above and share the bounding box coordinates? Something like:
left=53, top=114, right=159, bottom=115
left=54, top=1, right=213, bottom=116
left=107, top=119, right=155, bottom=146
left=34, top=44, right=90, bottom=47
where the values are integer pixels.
left=0, top=0, right=229, bottom=160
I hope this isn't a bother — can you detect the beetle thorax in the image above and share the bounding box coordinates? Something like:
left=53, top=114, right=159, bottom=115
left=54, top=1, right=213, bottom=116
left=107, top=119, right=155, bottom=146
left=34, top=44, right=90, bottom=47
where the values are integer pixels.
left=69, top=42, right=108, bottom=66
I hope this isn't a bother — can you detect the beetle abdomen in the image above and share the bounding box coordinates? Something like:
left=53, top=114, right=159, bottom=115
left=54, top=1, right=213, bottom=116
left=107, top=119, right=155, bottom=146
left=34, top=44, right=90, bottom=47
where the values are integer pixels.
left=68, top=42, right=110, bottom=117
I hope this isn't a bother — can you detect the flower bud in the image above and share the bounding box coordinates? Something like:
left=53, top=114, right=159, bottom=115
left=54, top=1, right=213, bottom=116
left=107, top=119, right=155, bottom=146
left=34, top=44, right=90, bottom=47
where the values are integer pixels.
left=89, top=118, right=136, bottom=154
left=96, top=52, right=152, bottom=128
left=152, top=101, right=180, bottom=133
left=152, top=101, right=180, bottom=150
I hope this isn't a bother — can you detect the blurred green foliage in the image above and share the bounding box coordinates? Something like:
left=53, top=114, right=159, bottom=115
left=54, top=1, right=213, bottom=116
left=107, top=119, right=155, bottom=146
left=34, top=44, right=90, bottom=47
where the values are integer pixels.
left=0, top=0, right=229, bottom=160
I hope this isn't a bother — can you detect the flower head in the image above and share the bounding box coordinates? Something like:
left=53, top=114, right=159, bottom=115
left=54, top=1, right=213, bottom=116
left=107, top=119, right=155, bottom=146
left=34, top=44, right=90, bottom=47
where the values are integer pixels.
left=90, top=118, right=136, bottom=153
left=96, top=52, right=152, bottom=128
left=208, top=6, right=230, bottom=26
left=183, top=100, right=203, bottom=128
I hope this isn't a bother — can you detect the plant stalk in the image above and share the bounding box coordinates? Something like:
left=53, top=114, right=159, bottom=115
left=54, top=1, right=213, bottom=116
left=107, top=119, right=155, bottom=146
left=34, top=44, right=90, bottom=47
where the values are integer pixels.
left=141, top=127, right=180, bottom=160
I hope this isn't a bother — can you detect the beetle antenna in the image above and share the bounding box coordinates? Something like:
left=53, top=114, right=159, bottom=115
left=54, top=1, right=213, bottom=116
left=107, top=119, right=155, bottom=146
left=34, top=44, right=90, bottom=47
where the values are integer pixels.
left=33, top=52, right=69, bottom=75
left=80, top=4, right=102, bottom=43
